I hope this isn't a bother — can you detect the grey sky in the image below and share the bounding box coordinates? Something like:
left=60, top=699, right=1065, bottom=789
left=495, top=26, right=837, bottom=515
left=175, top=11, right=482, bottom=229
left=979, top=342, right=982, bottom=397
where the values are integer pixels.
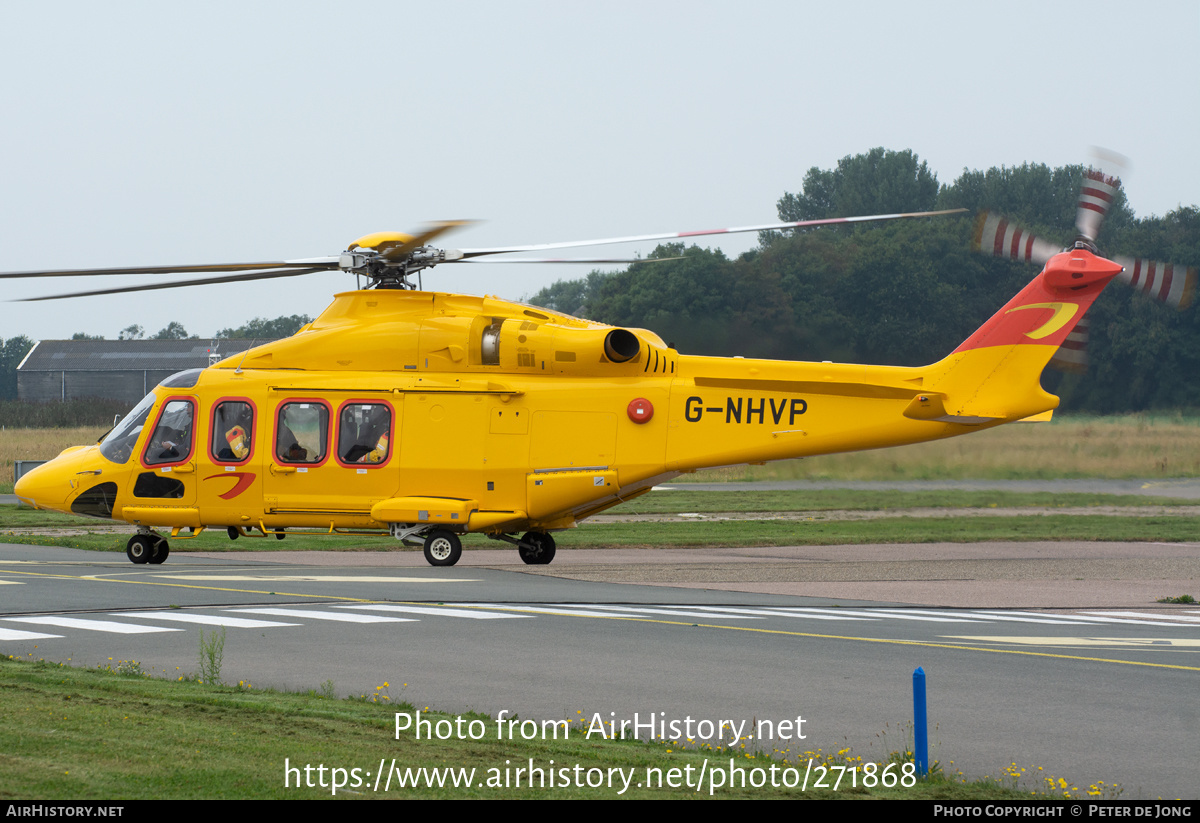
left=1, top=0, right=1196, bottom=341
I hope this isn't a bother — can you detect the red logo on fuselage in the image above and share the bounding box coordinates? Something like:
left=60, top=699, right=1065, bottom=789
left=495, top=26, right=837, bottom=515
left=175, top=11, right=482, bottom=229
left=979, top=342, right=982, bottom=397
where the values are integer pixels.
left=203, top=472, right=256, bottom=500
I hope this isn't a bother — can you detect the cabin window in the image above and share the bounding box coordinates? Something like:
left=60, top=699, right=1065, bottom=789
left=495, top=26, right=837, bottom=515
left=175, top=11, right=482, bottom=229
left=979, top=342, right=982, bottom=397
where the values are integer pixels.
left=336, top=403, right=392, bottom=466
left=211, top=400, right=255, bottom=464
left=143, top=399, right=195, bottom=466
left=276, top=402, right=329, bottom=465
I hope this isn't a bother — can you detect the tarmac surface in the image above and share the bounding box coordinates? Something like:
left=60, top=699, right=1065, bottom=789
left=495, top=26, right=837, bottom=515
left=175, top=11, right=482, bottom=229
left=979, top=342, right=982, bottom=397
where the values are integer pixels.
left=167, top=540, right=1200, bottom=609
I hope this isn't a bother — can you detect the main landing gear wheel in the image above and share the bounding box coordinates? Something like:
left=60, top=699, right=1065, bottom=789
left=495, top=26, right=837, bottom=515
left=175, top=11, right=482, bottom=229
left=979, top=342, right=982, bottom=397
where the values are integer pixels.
left=518, top=532, right=556, bottom=565
left=423, top=530, right=462, bottom=567
left=126, top=535, right=154, bottom=564
left=148, top=538, right=169, bottom=565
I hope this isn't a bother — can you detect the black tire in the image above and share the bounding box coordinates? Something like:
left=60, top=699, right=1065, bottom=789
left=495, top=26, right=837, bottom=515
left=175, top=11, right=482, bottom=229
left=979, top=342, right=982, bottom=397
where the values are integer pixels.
left=227, top=526, right=240, bottom=540
left=518, top=532, right=556, bottom=565
left=126, top=535, right=153, bottom=564
left=148, top=539, right=169, bottom=565
left=423, top=530, right=462, bottom=567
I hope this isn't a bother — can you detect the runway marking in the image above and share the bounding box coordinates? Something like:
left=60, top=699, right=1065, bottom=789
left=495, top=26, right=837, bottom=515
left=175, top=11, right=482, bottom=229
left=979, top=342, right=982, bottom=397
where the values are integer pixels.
left=0, top=568, right=380, bottom=602
left=5, top=601, right=1197, bottom=670
left=1078, top=610, right=1200, bottom=625
left=548, top=604, right=763, bottom=620
left=151, top=575, right=476, bottom=583
left=950, top=636, right=1200, bottom=649
left=3, top=616, right=183, bottom=634
left=0, top=580, right=23, bottom=585
left=974, top=610, right=1193, bottom=627
left=776, top=607, right=981, bottom=623
left=0, top=627, right=63, bottom=640
left=228, top=608, right=416, bottom=624
left=665, top=605, right=873, bottom=621
left=110, top=611, right=301, bottom=628
left=461, top=603, right=659, bottom=619
left=445, top=604, right=1200, bottom=672
left=961, top=612, right=1099, bottom=625
left=337, top=605, right=530, bottom=620
left=968, top=611, right=1113, bottom=625
left=874, top=608, right=1090, bottom=625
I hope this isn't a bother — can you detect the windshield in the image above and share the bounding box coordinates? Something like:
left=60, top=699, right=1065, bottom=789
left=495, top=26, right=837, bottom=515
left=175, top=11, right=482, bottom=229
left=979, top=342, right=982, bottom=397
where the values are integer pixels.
left=98, top=392, right=157, bottom=465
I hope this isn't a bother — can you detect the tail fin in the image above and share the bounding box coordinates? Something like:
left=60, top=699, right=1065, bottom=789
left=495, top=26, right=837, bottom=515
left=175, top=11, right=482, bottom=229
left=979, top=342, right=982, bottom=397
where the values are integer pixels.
left=919, top=249, right=1122, bottom=422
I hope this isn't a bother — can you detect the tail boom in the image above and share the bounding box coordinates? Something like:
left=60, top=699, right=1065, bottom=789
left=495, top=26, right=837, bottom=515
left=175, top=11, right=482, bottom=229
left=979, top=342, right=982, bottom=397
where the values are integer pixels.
left=658, top=249, right=1122, bottom=475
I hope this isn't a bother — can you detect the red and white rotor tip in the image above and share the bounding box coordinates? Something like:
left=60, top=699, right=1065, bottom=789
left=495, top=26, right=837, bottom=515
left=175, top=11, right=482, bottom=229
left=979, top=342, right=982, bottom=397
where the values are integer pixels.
left=1076, top=168, right=1121, bottom=243
left=1113, top=256, right=1198, bottom=310
left=974, top=212, right=1059, bottom=266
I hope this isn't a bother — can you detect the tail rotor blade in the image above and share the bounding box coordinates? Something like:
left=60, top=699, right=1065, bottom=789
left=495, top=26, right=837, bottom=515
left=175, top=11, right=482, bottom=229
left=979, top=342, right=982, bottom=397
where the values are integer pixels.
left=974, top=212, right=1059, bottom=266
left=1076, top=168, right=1121, bottom=243
left=1112, top=256, right=1198, bottom=310
left=1049, top=313, right=1089, bottom=373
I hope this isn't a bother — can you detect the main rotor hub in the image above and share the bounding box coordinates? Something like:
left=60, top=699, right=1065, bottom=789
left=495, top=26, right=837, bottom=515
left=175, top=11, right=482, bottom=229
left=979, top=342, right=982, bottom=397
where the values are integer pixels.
left=338, top=246, right=461, bottom=290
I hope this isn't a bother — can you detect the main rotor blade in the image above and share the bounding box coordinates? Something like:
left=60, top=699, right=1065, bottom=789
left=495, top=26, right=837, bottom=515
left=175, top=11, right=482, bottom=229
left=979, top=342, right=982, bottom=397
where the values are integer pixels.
left=453, top=256, right=679, bottom=264
left=973, top=212, right=1060, bottom=266
left=15, top=267, right=330, bottom=302
left=453, top=209, right=967, bottom=258
left=0, top=258, right=338, bottom=279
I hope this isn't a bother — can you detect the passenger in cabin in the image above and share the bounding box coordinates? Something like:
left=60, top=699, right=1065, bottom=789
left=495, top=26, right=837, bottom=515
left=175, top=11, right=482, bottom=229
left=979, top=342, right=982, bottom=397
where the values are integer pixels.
left=277, top=422, right=308, bottom=462
left=339, top=404, right=391, bottom=464
left=276, top=402, right=328, bottom=464
left=214, top=402, right=253, bottom=461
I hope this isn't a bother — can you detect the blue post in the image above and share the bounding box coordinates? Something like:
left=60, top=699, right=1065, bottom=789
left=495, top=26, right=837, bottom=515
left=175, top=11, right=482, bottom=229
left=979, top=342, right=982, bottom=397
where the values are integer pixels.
left=913, top=666, right=928, bottom=776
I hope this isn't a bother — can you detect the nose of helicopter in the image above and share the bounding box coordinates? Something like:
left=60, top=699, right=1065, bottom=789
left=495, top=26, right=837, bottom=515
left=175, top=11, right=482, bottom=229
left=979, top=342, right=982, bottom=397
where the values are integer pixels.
left=14, top=446, right=111, bottom=515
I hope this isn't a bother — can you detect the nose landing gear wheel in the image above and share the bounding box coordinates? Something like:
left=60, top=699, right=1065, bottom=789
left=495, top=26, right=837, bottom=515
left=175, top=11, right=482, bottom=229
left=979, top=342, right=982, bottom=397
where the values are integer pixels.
left=423, top=530, right=462, bottom=567
left=518, top=532, right=556, bottom=565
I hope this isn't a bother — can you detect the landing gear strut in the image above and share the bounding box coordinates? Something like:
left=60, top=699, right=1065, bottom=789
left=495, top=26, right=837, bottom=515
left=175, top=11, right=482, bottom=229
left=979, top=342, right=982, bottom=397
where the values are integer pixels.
left=518, top=531, right=556, bottom=565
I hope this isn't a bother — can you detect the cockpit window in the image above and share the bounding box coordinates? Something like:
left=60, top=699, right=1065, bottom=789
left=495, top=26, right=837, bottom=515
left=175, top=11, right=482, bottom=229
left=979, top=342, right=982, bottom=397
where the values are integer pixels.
left=159, top=368, right=204, bottom=389
left=98, top=392, right=157, bottom=465
left=143, top=399, right=195, bottom=466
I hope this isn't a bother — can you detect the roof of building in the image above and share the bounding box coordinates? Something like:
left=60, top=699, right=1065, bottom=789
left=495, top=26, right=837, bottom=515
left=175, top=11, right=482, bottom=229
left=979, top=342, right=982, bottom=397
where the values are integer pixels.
left=17, top=339, right=278, bottom=371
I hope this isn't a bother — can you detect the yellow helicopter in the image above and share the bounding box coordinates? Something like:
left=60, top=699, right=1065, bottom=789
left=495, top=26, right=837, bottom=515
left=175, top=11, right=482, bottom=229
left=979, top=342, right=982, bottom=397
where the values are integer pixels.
left=6, top=207, right=1136, bottom=566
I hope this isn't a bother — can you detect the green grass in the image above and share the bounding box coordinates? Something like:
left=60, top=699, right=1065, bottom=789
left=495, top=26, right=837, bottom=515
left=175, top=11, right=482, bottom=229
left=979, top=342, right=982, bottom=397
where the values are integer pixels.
left=0, top=656, right=1103, bottom=800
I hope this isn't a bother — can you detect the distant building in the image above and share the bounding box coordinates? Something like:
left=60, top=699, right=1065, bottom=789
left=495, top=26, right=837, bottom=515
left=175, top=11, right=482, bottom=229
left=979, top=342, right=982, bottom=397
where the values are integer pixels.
left=16, top=339, right=276, bottom=404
